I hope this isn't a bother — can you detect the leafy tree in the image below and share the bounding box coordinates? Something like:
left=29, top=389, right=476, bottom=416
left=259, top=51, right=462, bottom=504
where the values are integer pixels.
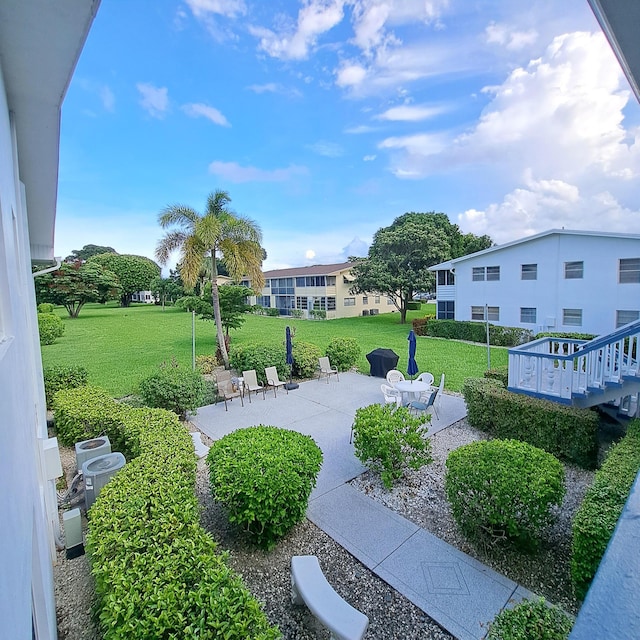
left=350, top=212, right=493, bottom=323
left=156, top=189, right=265, bottom=368
left=218, top=284, right=253, bottom=335
left=64, top=244, right=116, bottom=263
left=150, top=276, right=184, bottom=310
left=34, top=261, right=121, bottom=318
left=88, top=253, right=160, bottom=307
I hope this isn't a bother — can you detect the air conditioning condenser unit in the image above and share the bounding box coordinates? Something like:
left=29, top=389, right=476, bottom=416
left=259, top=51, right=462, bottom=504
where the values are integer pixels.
left=83, top=452, right=126, bottom=511
left=75, top=436, right=111, bottom=473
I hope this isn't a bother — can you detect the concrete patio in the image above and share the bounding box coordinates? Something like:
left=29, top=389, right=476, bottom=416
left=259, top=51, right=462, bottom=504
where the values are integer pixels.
left=192, top=372, right=537, bottom=640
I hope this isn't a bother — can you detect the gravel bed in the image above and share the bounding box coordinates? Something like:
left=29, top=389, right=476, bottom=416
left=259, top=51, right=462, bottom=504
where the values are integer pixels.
left=54, top=418, right=594, bottom=638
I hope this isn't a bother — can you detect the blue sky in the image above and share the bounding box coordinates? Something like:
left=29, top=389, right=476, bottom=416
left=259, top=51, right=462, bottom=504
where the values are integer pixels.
left=55, top=0, right=640, bottom=272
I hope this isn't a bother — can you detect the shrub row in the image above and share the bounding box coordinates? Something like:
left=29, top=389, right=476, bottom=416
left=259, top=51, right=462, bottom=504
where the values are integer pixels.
left=414, top=318, right=533, bottom=346
left=487, top=597, right=573, bottom=640
left=571, top=419, right=640, bottom=600
left=535, top=331, right=597, bottom=341
left=229, top=342, right=288, bottom=384
left=43, top=365, right=88, bottom=408
left=38, top=312, right=64, bottom=345
left=411, top=315, right=435, bottom=335
left=446, top=439, right=565, bottom=550
left=208, top=426, right=323, bottom=550
left=325, top=336, right=361, bottom=372
left=291, top=341, right=322, bottom=378
left=462, top=378, right=598, bottom=468
left=484, top=366, right=509, bottom=386
left=54, top=386, right=279, bottom=639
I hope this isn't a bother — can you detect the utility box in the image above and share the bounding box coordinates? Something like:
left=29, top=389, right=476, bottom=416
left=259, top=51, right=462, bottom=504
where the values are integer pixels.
left=75, top=436, right=111, bottom=473
left=83, top=452, right=126, bottom=512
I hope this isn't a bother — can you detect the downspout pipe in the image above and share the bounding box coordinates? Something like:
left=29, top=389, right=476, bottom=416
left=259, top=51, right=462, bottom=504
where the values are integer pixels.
left=32, top=257, right=62, bottom=278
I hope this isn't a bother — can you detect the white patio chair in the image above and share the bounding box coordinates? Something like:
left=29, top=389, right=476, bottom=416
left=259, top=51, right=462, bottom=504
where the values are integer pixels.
left=381, top=384, right=401, bottom=407
left=318, top=357, right=339, bottom=383
left=416, top=372, right=434, bottom=387
left=432, top=373, right=445, bottom=419
left=386, top=369, right=405, bottom=386
left=265, top=366, right=288, bottom=397
left=242, top=369, right=265, bottom=401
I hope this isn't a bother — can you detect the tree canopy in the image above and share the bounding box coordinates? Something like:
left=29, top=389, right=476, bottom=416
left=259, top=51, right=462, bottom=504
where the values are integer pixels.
left=88, top=253, right=160, bottom=307
left=65, top=244, right=116, bottom=263
left=156, top=189, right=264, bottom=368
left=350, top=212, right=493, bottom=323
left=34, top=261, right=121, bottom=318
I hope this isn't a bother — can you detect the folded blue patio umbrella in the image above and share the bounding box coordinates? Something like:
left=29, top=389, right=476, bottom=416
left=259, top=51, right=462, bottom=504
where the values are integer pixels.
left=407, top=330, right=419, bottom=379
left=285, top=326, right=298, bottom=389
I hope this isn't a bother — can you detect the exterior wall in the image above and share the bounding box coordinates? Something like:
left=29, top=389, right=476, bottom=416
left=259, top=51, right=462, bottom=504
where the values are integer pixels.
left=438, top=233, right=640, bottom=336
left=0, top=66, right=58, bottom=639
left=131, top=290, right=155, bottom=303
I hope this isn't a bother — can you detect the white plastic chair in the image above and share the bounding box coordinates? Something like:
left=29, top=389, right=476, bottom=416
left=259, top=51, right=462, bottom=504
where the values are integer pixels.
left=386, top=369, right=405, bottom=386
left=318, top=357, right=339, bottom=383
left=416, top=372, right=434, bottom=387
left=242, top=369, right=265, bottom=401
left=432, top=373, right=445, bottom=419
left=380, top=384, right=401, bottom=407
left=265, top=366, right=287, bottom=397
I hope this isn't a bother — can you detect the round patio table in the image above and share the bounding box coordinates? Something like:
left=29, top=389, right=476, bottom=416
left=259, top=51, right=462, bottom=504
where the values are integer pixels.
left=393, top=380, right=431, bottom=405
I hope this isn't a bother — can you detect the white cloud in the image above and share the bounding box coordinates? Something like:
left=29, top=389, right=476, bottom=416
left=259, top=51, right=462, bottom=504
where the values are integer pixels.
left=249, top=0, right=346, bottom=60
left=342, top=236, right=369, bottom=258
left=344, top=124, right=377, bottom=134
left=335, top=62, right=368, bottom=87
left=136, top=83, right=169, bottom=118
left=76, top=79, right=115, bottom=112
left=184, top=0, right=246, bottom=19
left=376, top=103, right=445, bottom=121
left=363, top=154, right=376, bottom=161
left=182, top=102, right=230, bottom=126
left=208, top=161, right=309, bottom=182
left=485, top=22, right=538, bottom=51
left=307, top=141, right=344, bottom=157
left=305, top=249, right=316, bottom=259
left=246, top=82, right=303, bottom=98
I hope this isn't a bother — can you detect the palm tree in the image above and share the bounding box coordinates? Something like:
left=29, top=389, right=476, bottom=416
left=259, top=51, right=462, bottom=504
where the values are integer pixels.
left=156, top=190, right=265, bottom=368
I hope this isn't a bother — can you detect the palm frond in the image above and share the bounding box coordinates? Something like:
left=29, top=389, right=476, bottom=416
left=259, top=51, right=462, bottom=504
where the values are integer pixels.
left=197, top=215, right=223, bottom=249
left=155, top=231, right=188, bottom=265
left=206, top=190, right=232, bottom=218
left=158, top=205, right=199, bottom=230
left=180, top=235, right=206, bottom=288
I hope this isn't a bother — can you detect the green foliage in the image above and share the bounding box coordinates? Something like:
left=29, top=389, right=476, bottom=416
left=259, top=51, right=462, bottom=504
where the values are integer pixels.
left=290, top=309, right=304, bottom=318
left=350, top=212, right=493, bottom=323
left=150, top=275, right=184, bottom=307
left=34, top=260, right=121, bottom=317
left=291, top=341, right=323, bottom=378
left=208, top=426, right=322, bottom=549
left=65, top=244, right=116, bottom=262
left=265, top=307, right=280, bottom=317
left=411, top=315, right=435, bottom=335
left=406, top=301, right=421, bottom=310
left=229, top=343, right=287, bottom=384
left=88, top=253, right=160, bottom=307
left=325, top=336, right=361, bottom=371
left=462, top=378, right=598, bottom=468
left=38, top=312, right=65, bottom=345
left=446, top=440, right=565, bottom=549
left=218, top=284, right=253, bottom=334
left=138, top=360, right=207, bottom=419
left=43, top=365, right=88, bottom=408
left=74, top=392, right=280, bottom=639
left=308, top=309, right=326, bottom=320
left=195, top=355, right=217, bottom=375
left=424, top=319, right=533, bottom=346
left=352, top=403, right=432, bottom=489
left=37, top=302, right=54, bottom=314
left=487, top=598, right=573, bottom=640
left=176, top=295, right=214, bottom=317
left=535, top=331, right=597, bottom=341
left=571, top=419, right=640, bottom=600
left=484, top=366, right=509, bottom=386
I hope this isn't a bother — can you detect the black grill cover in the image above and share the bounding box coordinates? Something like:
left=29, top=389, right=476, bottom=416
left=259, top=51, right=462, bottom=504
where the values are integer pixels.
left=366, top=348, right=399, bottom=378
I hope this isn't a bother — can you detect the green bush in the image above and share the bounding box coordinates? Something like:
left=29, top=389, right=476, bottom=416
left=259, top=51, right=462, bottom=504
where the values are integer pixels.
left=290, top=309, right=303, bottom=318
left=176, top=295, right=213, bottom=317
left=325, top=336, right=361, bottom=372
left=229, top=342, right=287, bottom=384
left=445, top=439, right=565, bottom=550
left=291, top=341, right=323, bottom=378
left=38, top=312, right=65, bottom=345
left=43, top=365, right=88, bottom=408
left=195, top=354, right=217, bottom=375
left=571, top=419, right=640, bottom=600
left=265, top=307, right=280, bottom=317
left=462, top=378, right=598, bottom=468
left=208, top=426, right=323, bottom=550
left=406, top=301, right=421, bottom=310
left=37, top=302, right=54, bottom=314
left=487, top=598, right=573, bottom=640
left=79, top=395, right=279, bottom=639
left=138, top=361, right=207, bottom=420
left=411, top=315, right=435, bottom=336
left=309, top=309, right=326, bottom=320
left=352, top=404, right=432, bottom=489
left=535, top=331, right=597, bottom=341
left=484, top=366, right=509, bottom=386
left=423, top=319, right=533, bottom=346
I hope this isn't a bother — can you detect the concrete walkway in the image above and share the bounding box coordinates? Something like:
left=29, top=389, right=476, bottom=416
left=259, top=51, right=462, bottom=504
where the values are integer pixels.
left=192, top=372, right=535, bottom=640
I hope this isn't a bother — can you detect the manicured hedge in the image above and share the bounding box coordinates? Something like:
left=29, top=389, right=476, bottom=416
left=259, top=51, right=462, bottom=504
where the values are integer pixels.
left=487, top=598, right=573, bottom=639
left=208, top=426, right=322, bottom=549
left=417, top=318, right=533, bottom=346
left=291, top=341, right=323, bottom=378
left=462, top=378, right=599, bottom=468
left=325, top=336, right=361, bottom=372
left=55, top=386, right=280, bottom=639
left=571, top=419, right=640, bottom=600
left=484, top=366, right=509, bottom=386
left=43, top=365, right=88, bottom=408
left=38, top=312, right=65, bottom=345
left=229, top=342, right=288, bottom=384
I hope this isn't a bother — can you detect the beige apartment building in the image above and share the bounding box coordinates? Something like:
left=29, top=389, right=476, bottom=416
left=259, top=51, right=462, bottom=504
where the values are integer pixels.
left=248, top=262, right=395, bottom=319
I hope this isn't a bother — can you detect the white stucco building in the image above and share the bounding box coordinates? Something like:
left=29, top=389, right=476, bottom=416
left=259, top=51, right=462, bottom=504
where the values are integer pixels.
left=430, top=229, right=640, bottom=336
left=0, top=3, right=100, bottom=638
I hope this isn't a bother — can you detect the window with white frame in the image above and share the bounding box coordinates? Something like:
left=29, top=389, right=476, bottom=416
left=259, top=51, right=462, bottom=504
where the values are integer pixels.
left=362, top=296, right=368, bottom=305
left=520, top=307, right=537, bottom=323
left=437, top=300, right=455, bottom=319
left=295, top=296, right=308, bottom=309
left=374, top=295, right=380, bottom=304
left=343, top=297, right=355, bottom=306
left=471, top=306, right=499, bottom=321
left=472, top=266, right=500, bottom=281
left=564, top=261, right=583, bottom=279
left=437, top=270, right=455, bottom=286
left=472, top=267, right=484, bottom=281
left=616, top=310, right=640, bottom=327
left=486, top=266, right=500, bottom=281
left=563, top=308, right=582, bottom=326
left=619, top=258, right=640, bottom=284
left=521, top=264, right=537, bottom=280
left=327, top=297, right=336, bottom=310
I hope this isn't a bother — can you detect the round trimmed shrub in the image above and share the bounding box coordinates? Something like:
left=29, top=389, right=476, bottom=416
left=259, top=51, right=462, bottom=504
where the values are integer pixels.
left=292, top=341, right=323, bottom=378
left=138, top=362, right=207, bottom=420
left=228, top=342, right=287, bottom=384
left=487, top=597, right=573, bottom=640
left=352, top=403, right=432, bottom=489
left=38, top=312, right=64, bottom=345
left=445, top=439, right=565, bottom=549
left=208, top=426, right=323, bottom=549
left=325, top=336, right=361, bottom=372
left=37, top=302, right=54, bottom=314
left=43, top=365, right=88, bottom=408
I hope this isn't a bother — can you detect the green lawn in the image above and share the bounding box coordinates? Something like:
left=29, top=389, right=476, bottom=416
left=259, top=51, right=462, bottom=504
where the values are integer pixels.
left=41, top=302, right=508, bottom=397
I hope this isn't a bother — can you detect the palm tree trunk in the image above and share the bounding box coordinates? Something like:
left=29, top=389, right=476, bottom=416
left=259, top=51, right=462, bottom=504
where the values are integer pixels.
left=210, top=251, right=230, bottom=368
